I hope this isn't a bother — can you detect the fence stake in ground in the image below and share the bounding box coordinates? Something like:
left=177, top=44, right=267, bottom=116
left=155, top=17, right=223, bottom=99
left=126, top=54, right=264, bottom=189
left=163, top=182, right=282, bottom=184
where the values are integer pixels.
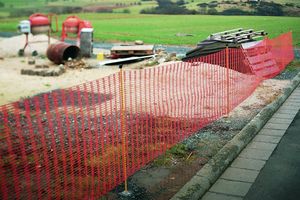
left=118, top=65, right=131, bottom=197
left=226, top=46, right=230, bottom=114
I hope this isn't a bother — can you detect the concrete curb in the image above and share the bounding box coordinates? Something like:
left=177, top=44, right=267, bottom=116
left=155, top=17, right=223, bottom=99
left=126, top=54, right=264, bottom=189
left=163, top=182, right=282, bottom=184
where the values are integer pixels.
left=171, top=72, right=300, bottom=200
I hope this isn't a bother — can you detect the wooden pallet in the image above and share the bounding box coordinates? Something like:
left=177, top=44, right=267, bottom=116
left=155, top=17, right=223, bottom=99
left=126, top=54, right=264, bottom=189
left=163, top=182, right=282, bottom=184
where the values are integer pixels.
left=111, top=45, right=154, bottom=58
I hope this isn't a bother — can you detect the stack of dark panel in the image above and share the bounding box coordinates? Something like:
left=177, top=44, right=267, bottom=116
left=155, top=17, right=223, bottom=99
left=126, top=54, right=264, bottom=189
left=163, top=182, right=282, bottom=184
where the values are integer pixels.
left=183, top=28, right=267, bottom=61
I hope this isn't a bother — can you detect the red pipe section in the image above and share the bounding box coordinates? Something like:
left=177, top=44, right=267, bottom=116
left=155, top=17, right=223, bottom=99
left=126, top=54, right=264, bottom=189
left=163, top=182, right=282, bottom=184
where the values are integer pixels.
left=46, top=42, right=80, bottom=64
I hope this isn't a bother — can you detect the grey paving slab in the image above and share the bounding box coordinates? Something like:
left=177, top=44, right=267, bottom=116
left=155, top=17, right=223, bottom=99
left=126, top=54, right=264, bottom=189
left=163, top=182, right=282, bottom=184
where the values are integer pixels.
left=272, top=113, right=296, bottom=119
left=209, top=179, right=252, bottom=197
left=282, top=101, right=300, bottom=105
left=286, top=100, right=300, bottom=104
left=287, top=94, right=300, bottom=99
left=259, top=128, right=285, bottom=137
left=275, top=108, right=298, bottom=115
left=201, top=192, right=242, bottom=200
left=263, top=122, right=290, bottom=130
left=288, top=97, right=300, bottom=101
left=282, top=99, right=300, bottom=103
left=231, top=157, right=266, bottom=171
left=288, top=95, right=300, bottom=100
left=288, top=93, right=300, bottom=96
left=199, top=87, right=300, bottom=200
left=286, top=96, right=300, bottom=101
left=289, top=99, right=300, bottom=103
left=289, top=100, right=300, bottom=104
left=247, top=141, right=277, bottom=151
left=239, top=148, right=273, bottom=161
left=279, top=105, right=300, bottom=111
left=220, top=167, right=259, bottom=183
left=291, top=88, right=300, bottom=92
left=267, top=118, right=293, bottom=124
left=285, top=101, right=300, bottom=105
left=291, top=89, right=300, bottom=93
left=286, top=92, right=300, bottom=97
left=289, top=95, right=300, bottom=99
left=244, top=110, right=300, bottom=200
left=288, top=94, right=300, bottom=99
left=252, top=135, right=281, bottom=144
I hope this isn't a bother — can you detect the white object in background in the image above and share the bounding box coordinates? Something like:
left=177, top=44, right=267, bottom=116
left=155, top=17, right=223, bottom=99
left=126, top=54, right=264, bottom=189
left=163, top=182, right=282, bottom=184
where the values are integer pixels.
left=18, top=20, right=31, bottom=34
left=97, top=55, right=155, bottom=67
left=241, top=41, right=262, bottom=49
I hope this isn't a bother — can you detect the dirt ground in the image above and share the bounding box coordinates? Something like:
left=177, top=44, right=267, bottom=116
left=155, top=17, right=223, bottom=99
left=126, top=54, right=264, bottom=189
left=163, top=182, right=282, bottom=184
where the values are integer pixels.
left=0, top=34, right=290, bottom=106
left=0, top=34, right=150, bottom=105
left=0, top=57, right=121, bottom=105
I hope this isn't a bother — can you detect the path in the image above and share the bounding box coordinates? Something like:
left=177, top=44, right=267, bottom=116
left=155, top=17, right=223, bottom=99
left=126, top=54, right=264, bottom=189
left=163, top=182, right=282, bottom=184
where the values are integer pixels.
left=201, top=85, right=300, bottom=200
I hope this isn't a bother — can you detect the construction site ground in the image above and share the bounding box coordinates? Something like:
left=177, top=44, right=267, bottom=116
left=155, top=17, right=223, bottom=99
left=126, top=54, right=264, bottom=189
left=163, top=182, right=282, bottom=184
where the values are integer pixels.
left=102, top=74, right=296, bottom=200
left=0, top=57, right=120, bottom=105
left=1, top=34, right=300, bottom=199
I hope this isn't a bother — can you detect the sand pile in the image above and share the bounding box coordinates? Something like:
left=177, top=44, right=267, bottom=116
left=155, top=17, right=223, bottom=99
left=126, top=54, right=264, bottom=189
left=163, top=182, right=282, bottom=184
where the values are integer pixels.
left=0, top=34, right=58, bottom=57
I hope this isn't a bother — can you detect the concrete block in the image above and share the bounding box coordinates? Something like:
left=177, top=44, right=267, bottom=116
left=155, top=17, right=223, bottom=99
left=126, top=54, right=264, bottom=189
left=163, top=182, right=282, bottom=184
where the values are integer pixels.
left=202, top=192, right=242, bottom=200
left=220, top=167, right=259, bottom=183
left=170, top=175, right=210, bottom=200
left=259, top=128, right=285, bottom=137
left=197, top=144, right=240, bottom=184
left=253, top=135, right=281, bottom=144
left=209, top=179, right=251, bottom=197
left=231, top=157, right=266, bottom=171
left=247, top=141, right=277, bottom=151
left=239, top=148, right=273, bottom=161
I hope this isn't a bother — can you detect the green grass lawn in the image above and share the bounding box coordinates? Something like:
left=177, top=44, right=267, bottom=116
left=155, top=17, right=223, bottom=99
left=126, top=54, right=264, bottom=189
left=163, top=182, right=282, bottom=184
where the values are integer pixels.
left=0, top=11, right=9, bottom=17
left=0, top=13, right=299, bottom=46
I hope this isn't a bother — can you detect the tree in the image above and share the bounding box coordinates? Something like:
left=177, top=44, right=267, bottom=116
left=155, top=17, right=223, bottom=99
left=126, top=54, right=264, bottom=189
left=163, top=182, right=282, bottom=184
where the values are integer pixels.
left=256, top=2, right=283, bottom=16
left=122, top=9, right=131, bottom=14
left=221, top=8, right=253, bottom=15
left=141, top=0, right=192, bottom=14
left=198, top=3, right=208, bottom=8
left=157, top=0, right=173, bottom=7
left=176, top=0, right=185, bottom=6
left=207, top=8, right=218, bottom=15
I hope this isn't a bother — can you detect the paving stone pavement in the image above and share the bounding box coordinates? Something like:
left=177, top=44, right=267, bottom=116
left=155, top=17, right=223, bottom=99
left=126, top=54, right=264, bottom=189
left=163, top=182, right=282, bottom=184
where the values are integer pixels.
left=201, top=86, right=300, bottom=200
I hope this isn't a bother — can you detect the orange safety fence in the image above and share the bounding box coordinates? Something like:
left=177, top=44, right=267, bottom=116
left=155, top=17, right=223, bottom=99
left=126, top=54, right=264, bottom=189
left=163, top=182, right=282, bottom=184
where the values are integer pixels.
left=0, top=32, right=294, bottom=199
left=242, top=32, right=294, bottom=78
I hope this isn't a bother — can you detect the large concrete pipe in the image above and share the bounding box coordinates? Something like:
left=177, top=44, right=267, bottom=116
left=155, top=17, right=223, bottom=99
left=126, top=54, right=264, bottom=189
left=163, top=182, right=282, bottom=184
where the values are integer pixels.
left=46, top=42, right=80, bottom=64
